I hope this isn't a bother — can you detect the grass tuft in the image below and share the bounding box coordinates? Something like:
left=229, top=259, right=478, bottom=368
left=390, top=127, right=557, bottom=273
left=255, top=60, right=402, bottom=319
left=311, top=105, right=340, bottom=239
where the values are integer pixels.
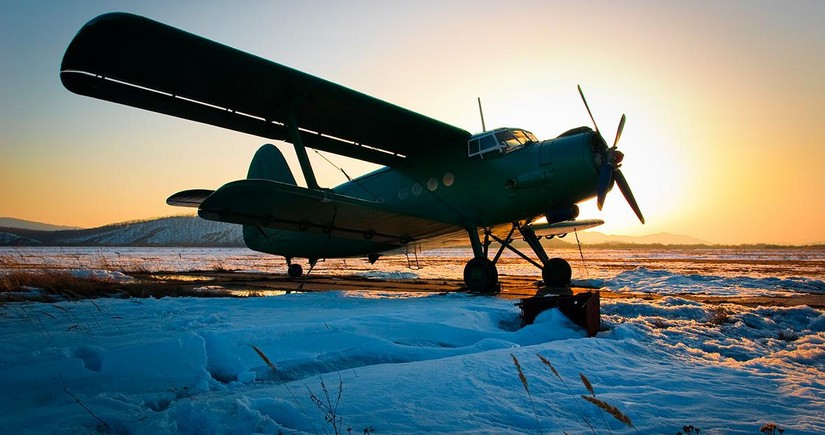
left=308, top=377, right=345, bottom=435
left=760, top=422, right=785, bottom=434
left=537, top=353, right=596, bottom=434
left=511, top=354, right=542, bottom=434
left=581, top=395, right=634, bottom=428
left=537, top=353, right=561, bottom=380
left=580, top=373, right=596, bottom=397
left=62, top=377, right=109, bottom=430
left=251, top=345, right=277, bottom=371
left=512, top=354, right=530, bottom=393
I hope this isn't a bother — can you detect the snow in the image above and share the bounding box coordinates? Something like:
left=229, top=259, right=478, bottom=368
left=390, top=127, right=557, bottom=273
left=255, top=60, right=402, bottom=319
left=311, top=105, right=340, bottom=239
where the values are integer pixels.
left=586, top=267, right=825, bottom=296
left=1, top=247, right=823, bottom=433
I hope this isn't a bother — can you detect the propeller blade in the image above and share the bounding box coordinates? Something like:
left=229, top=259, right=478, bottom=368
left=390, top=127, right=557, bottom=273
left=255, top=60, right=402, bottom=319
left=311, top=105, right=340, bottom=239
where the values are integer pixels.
left=577, top=84, right=600, bottom=135
left=614, top=169, right=645, bottom=224
left=596, top=163, right=613, bottom=210
left=613, top=114, right=626, bottom=148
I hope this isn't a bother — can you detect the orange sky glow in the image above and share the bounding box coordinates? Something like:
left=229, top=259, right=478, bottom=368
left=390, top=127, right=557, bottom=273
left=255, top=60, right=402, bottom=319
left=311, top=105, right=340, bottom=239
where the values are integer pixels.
left=1, top=1, right=824, bottom=245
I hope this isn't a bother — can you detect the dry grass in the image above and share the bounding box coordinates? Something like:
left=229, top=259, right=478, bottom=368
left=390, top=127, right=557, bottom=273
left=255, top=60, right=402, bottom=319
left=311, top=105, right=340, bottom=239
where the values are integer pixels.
left=581, top=395, right=634, bottom=428
left=0, top=269, right=234, bottom=302
left=537, top=353, right=596, bottom=434
left=760, top=422, right=785, bottom=434
left=251, top=345, right=277, bottom=371
left=706, top=306, right=731, bottom=326
left=511, top=354, right=543, bottom=434
left=518, top=353, right=640, bottom=433
left=61, top=377, right=109, bottom=431
left=580, top=373, right=596, bottom=397
left=1, top=270, right=122, bottom=301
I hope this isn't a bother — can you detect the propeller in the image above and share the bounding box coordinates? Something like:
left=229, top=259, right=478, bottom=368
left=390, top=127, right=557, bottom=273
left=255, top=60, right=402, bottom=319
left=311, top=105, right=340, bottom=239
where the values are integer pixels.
left=577, top=85, right=645, bottom=224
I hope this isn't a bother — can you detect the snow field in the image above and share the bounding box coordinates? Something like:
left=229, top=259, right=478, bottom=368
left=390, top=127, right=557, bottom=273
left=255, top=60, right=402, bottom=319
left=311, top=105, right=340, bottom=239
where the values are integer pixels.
left=1, top=292, right=823, bottom=434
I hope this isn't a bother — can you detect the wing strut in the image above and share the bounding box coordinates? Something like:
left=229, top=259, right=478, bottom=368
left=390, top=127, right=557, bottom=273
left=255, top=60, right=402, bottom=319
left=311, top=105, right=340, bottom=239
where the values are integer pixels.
left=285, top=112, right=320, bottom=190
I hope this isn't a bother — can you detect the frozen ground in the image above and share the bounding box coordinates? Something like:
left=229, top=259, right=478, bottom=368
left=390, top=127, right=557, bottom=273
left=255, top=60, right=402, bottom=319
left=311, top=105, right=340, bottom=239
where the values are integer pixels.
left=2, top=246, right=823, bottom=296
left=1, top=247, right=823, bottom=433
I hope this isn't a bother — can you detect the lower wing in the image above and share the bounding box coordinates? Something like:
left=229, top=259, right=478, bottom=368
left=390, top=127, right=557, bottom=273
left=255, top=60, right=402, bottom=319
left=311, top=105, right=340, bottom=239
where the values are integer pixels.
left=528, top=219, right=604, bottom=237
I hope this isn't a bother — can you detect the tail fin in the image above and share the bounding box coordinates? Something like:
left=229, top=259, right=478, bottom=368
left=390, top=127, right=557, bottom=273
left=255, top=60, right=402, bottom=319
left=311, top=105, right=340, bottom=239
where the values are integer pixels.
left=244, top=144, right=294, bottom=252
left=247, top=144, right=295, bottom=184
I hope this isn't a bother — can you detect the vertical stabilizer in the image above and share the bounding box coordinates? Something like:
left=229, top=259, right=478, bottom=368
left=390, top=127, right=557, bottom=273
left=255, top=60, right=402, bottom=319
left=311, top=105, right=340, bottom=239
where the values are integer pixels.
left=247, top=144, right=296, bottom=184
left=244, top=144, right=295, bottom=251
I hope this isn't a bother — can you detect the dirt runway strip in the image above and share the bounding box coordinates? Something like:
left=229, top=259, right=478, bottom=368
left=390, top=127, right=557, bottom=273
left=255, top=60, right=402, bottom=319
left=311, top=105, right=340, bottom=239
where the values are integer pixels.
left=132, top=270, right=825, bottom=308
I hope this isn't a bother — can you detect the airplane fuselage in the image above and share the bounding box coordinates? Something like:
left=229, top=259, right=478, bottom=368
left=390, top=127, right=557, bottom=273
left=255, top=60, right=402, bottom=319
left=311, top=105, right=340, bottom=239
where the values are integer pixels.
left=244, top=129, right=602, bottom=259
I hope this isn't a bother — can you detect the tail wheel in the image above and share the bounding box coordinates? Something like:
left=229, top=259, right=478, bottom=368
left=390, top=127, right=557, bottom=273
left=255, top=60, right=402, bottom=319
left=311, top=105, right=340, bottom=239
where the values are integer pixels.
left=463, top=258, right=499, bottom=294
left=542, top=258, right=571, bottom=288
left=287, top=263, right=303, bottom=278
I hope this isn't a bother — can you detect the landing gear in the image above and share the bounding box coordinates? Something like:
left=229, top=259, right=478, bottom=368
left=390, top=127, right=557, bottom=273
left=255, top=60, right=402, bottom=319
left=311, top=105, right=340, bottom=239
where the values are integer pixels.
left=287, top=263, right=303, bottom=278
left=462, top=222, right=574, bottom=294
left=463, top=258, right=498, bottom=293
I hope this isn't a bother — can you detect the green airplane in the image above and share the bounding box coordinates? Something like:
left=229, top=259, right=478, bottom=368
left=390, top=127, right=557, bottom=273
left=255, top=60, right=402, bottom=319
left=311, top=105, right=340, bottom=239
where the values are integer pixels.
left=61, top=13, right=644, bottom=294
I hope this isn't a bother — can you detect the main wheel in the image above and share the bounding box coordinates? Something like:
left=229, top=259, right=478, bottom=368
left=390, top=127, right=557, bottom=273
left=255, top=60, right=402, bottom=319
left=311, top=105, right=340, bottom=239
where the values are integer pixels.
left=287, top=263, right=303, bottom=278
left=463, top=258, right=499, bottom=294
left=542, top=258, right=572, bottom=288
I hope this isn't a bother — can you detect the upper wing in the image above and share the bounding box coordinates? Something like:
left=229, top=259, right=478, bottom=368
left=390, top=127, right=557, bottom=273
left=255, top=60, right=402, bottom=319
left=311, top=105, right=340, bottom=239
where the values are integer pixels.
left=189, top=179, right=461, bottom=244
left=528, top=219, right=604, bottom=237
left=61, top=13, right=471, bottom=166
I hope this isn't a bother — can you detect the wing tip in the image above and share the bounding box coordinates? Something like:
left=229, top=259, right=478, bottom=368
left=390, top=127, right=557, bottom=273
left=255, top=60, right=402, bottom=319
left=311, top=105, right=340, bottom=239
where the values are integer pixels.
left=167, top=189, right=215, bottom=207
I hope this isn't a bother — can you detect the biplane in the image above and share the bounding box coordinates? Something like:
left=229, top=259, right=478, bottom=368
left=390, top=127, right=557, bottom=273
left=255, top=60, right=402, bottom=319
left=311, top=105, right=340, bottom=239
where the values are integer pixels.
left=60, top=13, right=644, bottom=294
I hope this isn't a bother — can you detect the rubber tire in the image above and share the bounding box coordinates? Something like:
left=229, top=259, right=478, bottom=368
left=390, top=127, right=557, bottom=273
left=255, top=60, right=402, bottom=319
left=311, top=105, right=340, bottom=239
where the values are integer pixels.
left=542, top=258, right=572, bottom=288
left=463, top=258, right=499, bottom=294
left=287, top=263, right=303, bottom=278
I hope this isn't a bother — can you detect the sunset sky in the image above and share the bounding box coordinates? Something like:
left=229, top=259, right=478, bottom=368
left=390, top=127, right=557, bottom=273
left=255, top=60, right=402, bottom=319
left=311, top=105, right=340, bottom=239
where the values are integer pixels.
left=2, top=1, right=824, bottom=245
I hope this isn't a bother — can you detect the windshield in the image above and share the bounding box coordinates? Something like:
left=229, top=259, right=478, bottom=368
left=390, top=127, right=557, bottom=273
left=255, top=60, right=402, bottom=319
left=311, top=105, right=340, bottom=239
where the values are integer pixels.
left=495, top=129, right=537, bottom=148
left=468, top=128, right=538, bottom=157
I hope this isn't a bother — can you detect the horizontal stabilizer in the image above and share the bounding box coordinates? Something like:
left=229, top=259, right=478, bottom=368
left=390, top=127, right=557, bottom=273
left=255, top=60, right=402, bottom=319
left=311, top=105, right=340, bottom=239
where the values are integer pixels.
left=198, top=179, right=460, bottom=245
left=528, top=219, right=604, bottom=238
left=167, top=189, right=215, bottom=208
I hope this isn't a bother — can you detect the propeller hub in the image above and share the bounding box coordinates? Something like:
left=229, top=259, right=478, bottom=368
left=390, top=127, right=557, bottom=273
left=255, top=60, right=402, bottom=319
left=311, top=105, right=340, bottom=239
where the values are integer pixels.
left=613, top=150, right=624, bottom=165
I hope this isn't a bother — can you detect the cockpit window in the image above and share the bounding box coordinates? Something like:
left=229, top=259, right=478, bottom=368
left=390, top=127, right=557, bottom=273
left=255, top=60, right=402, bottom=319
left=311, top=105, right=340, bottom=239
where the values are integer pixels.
left=515, top=129, right=538, bottom=144
left=495, top=130, right=520, bottom=147
left=468, top=128, right=539, bottom=158
left=480, top=135, right=498, bottom=151
left=468, top=139, right=480, bottom=155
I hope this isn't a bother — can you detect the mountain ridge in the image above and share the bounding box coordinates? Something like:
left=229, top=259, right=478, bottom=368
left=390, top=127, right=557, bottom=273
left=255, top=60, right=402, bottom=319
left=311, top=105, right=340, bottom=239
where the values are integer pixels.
left=1, top=216, right=819, bottom=248
left=0, top=217, right=82, bottom=231
left=0, top=216, right=243, bottom=247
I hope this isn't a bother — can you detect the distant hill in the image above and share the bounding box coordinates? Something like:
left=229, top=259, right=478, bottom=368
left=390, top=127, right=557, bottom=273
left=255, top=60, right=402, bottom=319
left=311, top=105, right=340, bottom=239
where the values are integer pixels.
left=5, top=216, right=810, bottom=249
left=0, top=217, right=81, bottom=231
left=575, top=231, right=711, bottom=246
left=0, top=216, right=243, bottom=247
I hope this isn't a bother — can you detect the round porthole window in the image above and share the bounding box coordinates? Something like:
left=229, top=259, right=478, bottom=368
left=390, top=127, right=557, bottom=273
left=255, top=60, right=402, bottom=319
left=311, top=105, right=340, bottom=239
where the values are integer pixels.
left=398, top=188, right=409, bottom=200
left=427, top=177, right=438, bottom=191
left=443, top=172, right=455, bottom=187
left=411, top=183, right=423, bottom=196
